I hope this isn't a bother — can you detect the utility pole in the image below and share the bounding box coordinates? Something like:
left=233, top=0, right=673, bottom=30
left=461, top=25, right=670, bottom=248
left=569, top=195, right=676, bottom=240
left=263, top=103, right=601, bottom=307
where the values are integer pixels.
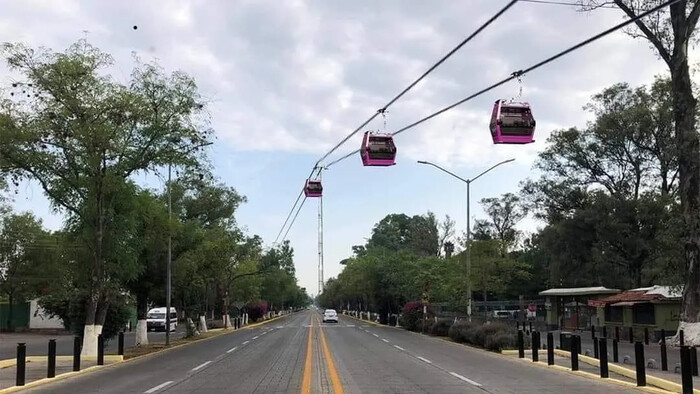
left=318, top=168, right=325, bottom=295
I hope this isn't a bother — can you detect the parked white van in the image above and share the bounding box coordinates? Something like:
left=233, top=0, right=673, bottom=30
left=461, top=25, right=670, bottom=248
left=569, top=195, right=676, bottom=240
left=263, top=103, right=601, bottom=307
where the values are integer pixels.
left=146, top=307, right=177, bottom=332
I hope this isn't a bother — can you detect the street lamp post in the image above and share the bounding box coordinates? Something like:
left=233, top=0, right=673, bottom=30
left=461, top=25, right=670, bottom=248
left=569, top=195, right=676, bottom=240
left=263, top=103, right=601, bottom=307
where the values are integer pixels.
left=417, top=158, right=515, bottom=322
left=166, top=141, right=213, bottom=346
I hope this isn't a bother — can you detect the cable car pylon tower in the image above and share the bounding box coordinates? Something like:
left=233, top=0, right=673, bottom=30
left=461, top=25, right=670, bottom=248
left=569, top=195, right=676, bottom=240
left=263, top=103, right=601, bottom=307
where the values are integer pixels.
left=317, top=166, right=326, bottom=295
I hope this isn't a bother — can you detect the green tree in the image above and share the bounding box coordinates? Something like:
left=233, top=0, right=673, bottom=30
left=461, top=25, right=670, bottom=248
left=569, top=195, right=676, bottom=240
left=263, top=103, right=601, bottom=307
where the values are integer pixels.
left=580, top=0, right=700, bottom=335
left=0, top=212, right=54, bottom=330
left=0, top=40, right=212, bottom=354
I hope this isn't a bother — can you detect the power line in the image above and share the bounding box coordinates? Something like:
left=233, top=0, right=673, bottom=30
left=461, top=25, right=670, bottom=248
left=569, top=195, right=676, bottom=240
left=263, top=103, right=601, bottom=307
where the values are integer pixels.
left=325, top=0, right=679, bottom=168
left=273, top=1, right=520, bottom=245
left=272, top=166, right=322, bottom=245
left=519, top=0, right=615, bottom=7
left=312, top=0, right=520, bottom=169
left=280, top=195, right=308, bottom=243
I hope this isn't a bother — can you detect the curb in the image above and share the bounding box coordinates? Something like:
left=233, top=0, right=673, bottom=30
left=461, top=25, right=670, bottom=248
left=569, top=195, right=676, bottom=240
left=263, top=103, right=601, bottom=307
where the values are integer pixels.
left=503, top=348, right=699, bottom=394
left=511, top=357, right=670, bottom=394
left=0, top=355, right=123, bottom=369
left=0, top=313, right=296, bottom=393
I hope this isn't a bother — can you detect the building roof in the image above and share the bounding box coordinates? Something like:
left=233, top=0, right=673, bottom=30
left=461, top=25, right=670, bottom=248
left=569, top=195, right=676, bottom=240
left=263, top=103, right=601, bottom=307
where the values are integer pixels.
left=539, top=286, right=621, bottom=296
left=598, top=285, right=682, bottom=306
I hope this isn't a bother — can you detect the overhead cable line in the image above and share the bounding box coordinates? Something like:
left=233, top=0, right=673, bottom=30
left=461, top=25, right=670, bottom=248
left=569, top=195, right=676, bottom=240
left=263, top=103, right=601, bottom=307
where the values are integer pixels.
left=519, top=0, right=616, bottom=8
left=273, top=166, right=321, bottom=245
left=272, top=1, right=519, bottom=245
left=324, top=0, right=679, bottom=168
left=280, top=195, right=308, bottom=243
left=311, top=0, right=520, bottom=169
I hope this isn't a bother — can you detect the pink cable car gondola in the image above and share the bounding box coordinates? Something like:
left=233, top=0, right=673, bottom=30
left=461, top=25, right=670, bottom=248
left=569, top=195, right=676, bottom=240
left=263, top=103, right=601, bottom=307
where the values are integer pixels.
left=489, top=99, right=536, bottom=144
left=360, top=131, right=397, bottom=166
left=304, top=180, right=322, bottom=197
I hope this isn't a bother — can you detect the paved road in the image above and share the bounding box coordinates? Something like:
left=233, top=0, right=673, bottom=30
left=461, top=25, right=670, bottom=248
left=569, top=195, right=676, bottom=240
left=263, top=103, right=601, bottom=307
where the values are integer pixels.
left=24, top=311, right=640, bottom=393
left=0, top=328, right=187, bottom=359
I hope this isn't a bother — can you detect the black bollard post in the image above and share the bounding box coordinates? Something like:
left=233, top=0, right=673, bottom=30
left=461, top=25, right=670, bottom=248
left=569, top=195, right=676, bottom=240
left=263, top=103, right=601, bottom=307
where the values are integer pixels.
left=529, top=321, right=533, bottom=333
left=559, top=332, right=563, bottom=350
left=577, top=335, right=582, bottom=355
left=48, top=339, right=56, bottom=378
left=615, top=326, right=620, bottom=341
left=680, top=330, right=685, bottom=346
left=118, top=331, right=124, bottom=356
left=603, top=326, right=607, bottom=338
left=571, top=335, right=579, bottom=371
left=644, top=327, right=649, bottom=345
left=613, top=338, right=619, bottom=362
left=594, top=337, right=599, bottom=359
left=73, top=336, right=81, bottom=371
left=599, top=338, right=609, bottom=378
left=517, top=330, right=524, bottom=358
left=681, top=346, right=694, bottom=394
left=629, top=326, right=634, bottom=344
left=660, top=329, right=668, bottom=372
left=16, top=343, right=26, bottom=386
left=97, top=334, right=104, bottom=366
left=635, top=341, right=646, bottom=386
left=591, top=325, right=596, bottom=340
left=532, top=331, right=539, bottom=362
left=691, top=347, right=698, bottom=377
left=547, top=332, right=554, bottom=365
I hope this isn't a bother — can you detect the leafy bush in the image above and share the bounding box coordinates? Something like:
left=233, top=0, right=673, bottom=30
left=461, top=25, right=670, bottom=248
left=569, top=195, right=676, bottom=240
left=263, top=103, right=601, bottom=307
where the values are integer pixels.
left=485, top=332, right=517, bottom=351
left=398, top=301, right=434, bottom=332
left=430, top=318, right=453, bottom=337
left=448, top=320, right=473, bottom=343
left=246, top=301, right=269, bottom=322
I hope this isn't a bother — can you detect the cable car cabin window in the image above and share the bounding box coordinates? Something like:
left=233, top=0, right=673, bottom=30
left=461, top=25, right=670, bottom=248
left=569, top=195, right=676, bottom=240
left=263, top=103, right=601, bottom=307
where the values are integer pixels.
left=307, top=183, right=322, bottom=192
left=366, top=138, right=396, bottom=159
left=499, top=105, right=535, bottom=135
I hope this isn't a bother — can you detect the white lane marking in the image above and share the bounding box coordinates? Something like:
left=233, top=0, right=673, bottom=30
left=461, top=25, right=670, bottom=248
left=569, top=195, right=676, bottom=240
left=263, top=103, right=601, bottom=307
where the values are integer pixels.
left=191, top=361, right=212, bottom=371
left=253, top=335, right=259, bottom=339
left=226, top=346, right=238, bottom=353
left=243, top=340, right=250, bottom=345
left=417, top=356, right=432, bottom=364
left=393, top=345, right=406, bottom=351
left=373, top=333, right=379, bottom=338
left=346, top=324, right=355, bottom=327
left=144, top=381, right=173, bottom=393
left=260, top=331, right=267, bottom=336
left=381, top=338, right=389, bottom=343
left=449, top=372, right=482, bottom=387
left=276, top=326, right=284, bottom=329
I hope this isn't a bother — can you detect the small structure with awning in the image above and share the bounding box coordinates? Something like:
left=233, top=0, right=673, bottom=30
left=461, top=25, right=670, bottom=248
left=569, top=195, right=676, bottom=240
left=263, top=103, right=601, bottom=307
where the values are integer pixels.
left=591, top=285, right=682, bottom=341
left=539, top=286, right=621, bottom=331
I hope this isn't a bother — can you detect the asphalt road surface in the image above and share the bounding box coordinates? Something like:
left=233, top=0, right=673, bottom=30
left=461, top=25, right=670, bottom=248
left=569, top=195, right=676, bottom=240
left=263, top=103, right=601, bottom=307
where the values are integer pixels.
left=24, top=311, right=640, bottom=393
left=0, top=328, right=186, bottom=359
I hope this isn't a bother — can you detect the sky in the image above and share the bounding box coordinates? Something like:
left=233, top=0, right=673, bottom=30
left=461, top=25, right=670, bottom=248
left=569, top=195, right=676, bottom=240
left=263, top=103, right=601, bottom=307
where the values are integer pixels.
left=1, top=0, right=697, bottom=298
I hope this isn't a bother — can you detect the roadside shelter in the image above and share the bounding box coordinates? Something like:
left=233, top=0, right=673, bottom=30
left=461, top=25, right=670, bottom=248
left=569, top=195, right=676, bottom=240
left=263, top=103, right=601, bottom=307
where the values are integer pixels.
left=539, top=286, right=621, bottom=331
left=592, top=285, right=682, bottom=341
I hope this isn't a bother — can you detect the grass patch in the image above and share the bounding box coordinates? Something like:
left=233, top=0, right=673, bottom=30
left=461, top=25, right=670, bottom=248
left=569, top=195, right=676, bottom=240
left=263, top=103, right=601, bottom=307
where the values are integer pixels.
left=123, top=329, right=227, bottom=360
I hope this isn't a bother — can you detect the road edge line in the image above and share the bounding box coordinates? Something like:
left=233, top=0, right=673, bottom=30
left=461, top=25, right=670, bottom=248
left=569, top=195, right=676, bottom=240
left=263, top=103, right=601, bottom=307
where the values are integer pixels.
left=0, top=365, right=104, bottom=394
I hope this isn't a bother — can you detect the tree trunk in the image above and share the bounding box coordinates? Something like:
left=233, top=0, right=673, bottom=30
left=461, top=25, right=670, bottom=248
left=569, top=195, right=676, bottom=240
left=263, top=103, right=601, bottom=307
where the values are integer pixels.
left=81, top=290, right=100, bottom=357
left=222, top=287, right=231, bottom=329
left=135, top=291, right=149, bottom=346
left=671, top=25, right=700, bottom=344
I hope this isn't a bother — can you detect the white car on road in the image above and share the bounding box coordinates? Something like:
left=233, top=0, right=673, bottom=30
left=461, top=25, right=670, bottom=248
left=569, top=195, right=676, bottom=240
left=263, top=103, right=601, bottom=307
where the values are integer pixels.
left=322, top=309, right=338, bottom=323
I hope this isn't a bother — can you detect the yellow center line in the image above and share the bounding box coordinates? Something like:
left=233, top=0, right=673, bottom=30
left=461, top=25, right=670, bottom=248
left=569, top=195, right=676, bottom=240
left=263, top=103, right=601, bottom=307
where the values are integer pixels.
left=301, top=314, right=314, bottom=394
left=317, top=314, right=344, bottom=394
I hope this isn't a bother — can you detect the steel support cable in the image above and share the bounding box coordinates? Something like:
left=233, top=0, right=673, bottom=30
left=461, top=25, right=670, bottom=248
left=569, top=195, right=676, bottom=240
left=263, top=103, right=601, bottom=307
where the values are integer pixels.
left=273, top=2, right=519, bottom=244
left=273, top=166, right=322, bottom=245
left=311, top=0, right=520, bottom=169
left=280, top=195, right=308, bottom=243
left=324, top=0, right=680, bottom=168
